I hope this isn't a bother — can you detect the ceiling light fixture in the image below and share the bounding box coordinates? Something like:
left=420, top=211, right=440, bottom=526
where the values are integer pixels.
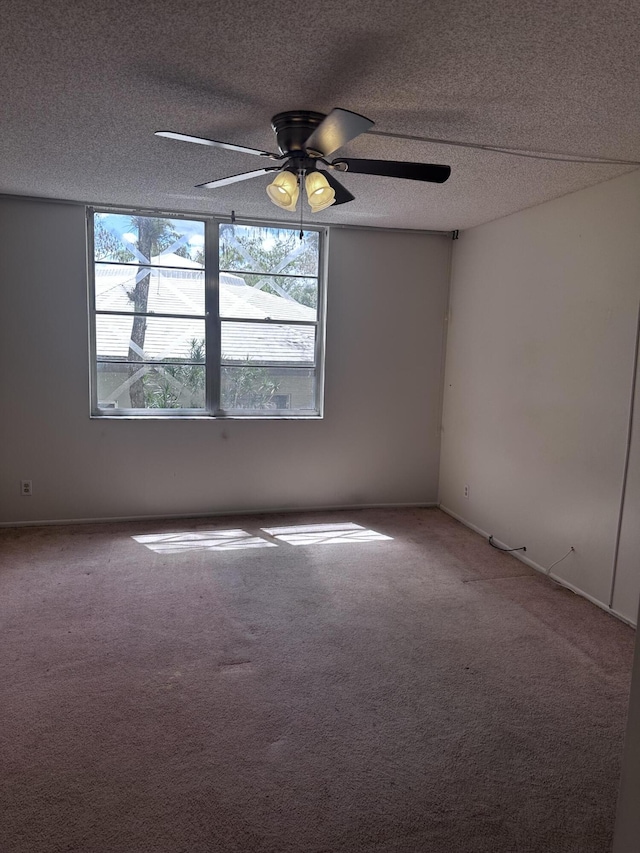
left=265, top=169, right=299, bottom=211
left=305, top=171, right=336, bottom=212
left=266, top=168, right=336, bottom=213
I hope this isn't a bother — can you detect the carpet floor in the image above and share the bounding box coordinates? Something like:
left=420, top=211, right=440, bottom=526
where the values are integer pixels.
left=0, top=507, right=635, bottom=853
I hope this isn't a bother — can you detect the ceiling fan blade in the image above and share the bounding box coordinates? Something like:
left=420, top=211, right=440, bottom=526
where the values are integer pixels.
left=304, top=108, right=374, bottom=157
left=196, top=167, right=281, bottom=189
left=332, top=158, right=451, bottom=183
left=321, top=170, right=355, bottom=206
left=155, top=131, right=279, bottom=159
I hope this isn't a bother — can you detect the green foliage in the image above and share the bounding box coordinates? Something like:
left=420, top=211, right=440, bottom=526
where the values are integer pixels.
left=268, top=278, right=317, bottom=309
left=142, top=339, right=205, bottom=409
left=141, top=339, right=279, bottom=410
left=132, top=215, right=175, bottom=252
left=221, top=363, right=279, bottom=410
left=220, top=224, right=318, bottom=309
left=142, top=376, right=183, bottom=409
left=94, top=221, right=125, bottom=261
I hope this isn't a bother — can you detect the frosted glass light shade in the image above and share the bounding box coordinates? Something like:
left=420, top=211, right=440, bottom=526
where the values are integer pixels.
left=266, top=171, right=299, bottom=210
left=305, top=171, right=335, bottom=212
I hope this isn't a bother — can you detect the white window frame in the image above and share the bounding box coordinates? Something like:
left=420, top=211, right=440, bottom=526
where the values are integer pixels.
left=88, top=207, right=327, bottom=419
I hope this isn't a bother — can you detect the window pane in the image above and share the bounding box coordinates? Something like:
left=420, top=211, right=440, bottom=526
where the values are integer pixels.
left=94, top=213, right=205, bottom=267
left=96, top=315, right=206, bottom=362
left=96, top=362, right=205, bottom=409
left=219, top=224, right=319, bottom=276
left=221, top=322, right=315, bottom=366
left=221, top=367, right=316, bottom=411
left=220, top=271, right=317, bottom=319
left=95, top=264, right=204, bottom=315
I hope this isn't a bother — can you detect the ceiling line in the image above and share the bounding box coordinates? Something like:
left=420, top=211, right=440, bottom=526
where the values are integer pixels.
left=368, top=130, right=640, bottom=167
left=0, top=193, right=452, bottom=236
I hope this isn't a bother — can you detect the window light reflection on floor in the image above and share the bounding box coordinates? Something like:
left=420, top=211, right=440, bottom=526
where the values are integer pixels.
left=132, top=529, right=277, bottom=553
left=260, top=522, right=393, bottom=546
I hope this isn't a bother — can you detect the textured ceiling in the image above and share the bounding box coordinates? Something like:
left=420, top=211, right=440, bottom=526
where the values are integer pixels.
left=1, top=0, right=639, bottom=230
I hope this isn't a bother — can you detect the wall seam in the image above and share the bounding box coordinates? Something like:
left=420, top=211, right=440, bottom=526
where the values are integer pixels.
left=436, top=233, right=457, bottom=504
left=609, top=297, right=640, bottom=608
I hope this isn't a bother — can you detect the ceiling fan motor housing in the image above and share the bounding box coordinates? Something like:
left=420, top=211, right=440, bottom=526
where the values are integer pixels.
left=271, top=111, right=327, bottom=156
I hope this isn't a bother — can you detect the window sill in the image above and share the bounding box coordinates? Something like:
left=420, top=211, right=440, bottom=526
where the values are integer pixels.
left=90, top=413, right=323, bottom=420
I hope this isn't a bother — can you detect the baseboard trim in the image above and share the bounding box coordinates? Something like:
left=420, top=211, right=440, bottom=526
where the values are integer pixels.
left=0, top=501, right=439, bottom=529
left=438, top=504, right=637, bottom=628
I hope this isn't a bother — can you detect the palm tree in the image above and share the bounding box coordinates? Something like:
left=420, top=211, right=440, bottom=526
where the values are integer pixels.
left=126, top=217, right=176, bottom=407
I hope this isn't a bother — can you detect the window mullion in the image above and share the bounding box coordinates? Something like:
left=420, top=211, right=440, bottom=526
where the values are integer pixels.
left=96, top=310, right=206, bottom=321
left=205, top=219, right=221, bottom=415
left=88, top=208, right=99, bottom=415
left=220, top=268, right=318, bottom=281
left=220, top=316, right=318, bottom=326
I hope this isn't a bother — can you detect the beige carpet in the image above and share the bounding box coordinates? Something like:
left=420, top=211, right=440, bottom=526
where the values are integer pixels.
left=0, top=508, right=635, bottom=852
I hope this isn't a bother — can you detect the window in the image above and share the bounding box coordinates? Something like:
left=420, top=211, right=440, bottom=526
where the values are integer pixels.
left=89, top=210, right=325, bottom=417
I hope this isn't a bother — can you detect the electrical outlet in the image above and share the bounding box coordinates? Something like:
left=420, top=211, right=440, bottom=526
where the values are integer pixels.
left=20, top=480, right=32, bottom=496
left=463, top=484, right=470, bottom=499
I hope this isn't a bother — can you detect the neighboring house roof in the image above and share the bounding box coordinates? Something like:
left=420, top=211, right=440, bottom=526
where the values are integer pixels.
left=95, top=255, right=316, bottom=365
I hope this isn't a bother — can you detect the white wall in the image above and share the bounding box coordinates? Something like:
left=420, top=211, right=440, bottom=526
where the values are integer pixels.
left=613, top=357, right=640, bottom=622
left=439, top=169, right=640, bottom=622
left=0, top=198, right=451, bottom=524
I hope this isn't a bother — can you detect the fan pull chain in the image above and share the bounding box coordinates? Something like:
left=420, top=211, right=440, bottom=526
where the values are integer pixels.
left=299, top=171, right=304, bottom=240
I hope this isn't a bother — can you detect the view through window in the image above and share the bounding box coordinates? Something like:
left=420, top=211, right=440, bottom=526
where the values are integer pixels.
left=90, top=211, right=324, bottom=416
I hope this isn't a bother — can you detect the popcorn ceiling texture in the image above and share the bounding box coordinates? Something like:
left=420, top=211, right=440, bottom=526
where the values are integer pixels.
left=1, top=0, right=638, bottom=229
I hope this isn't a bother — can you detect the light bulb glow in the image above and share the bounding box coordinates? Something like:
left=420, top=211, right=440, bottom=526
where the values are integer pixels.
left=266, top=171, right=299, bottom=210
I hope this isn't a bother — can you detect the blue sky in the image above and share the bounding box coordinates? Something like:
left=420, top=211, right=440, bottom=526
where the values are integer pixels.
left=96, top=212, right=205, bottom=249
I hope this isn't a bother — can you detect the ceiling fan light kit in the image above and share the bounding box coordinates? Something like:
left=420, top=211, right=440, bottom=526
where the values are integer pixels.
left=156, top=107, right=452, bottom=215
left=266, top=169, right=299, bottom=210
left=265, top=168, right=336, bottom=213
left=304, top=171, right=336, bottom=212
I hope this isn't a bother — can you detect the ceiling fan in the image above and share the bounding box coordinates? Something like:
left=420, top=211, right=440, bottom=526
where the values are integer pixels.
left=155, top=108, right=451, bottom=213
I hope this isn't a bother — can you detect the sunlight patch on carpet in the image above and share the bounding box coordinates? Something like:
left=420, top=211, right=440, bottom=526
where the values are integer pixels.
left=132, top=529, right=277, bottom=553
left=260, top=522, right=393, bottom=545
